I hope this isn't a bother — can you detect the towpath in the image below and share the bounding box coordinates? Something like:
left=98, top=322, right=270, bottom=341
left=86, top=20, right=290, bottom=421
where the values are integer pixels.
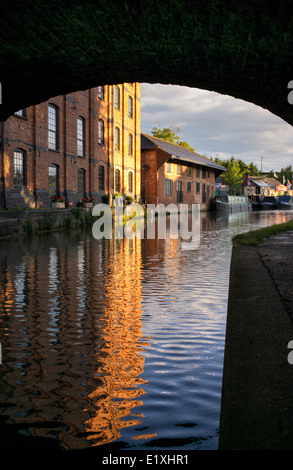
left=219, top=231, right=293, bottom=450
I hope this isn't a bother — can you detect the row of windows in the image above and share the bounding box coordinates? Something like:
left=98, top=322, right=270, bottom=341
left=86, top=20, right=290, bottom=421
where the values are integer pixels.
left=49, top=165, right=104, bottom=197
left=97, top=85, right=134, bottom=117
left=114, top=127, right=133, bottom=153
left=13, top=150, right=134, bottom=194
left=166, top=162, right=211, bottom=178
left=165, top=178, right=214, bottom=197
left=114, top=169, right=134, bottom=193
left=51, top=166, right=107, bottom=196
left=73, top=167, right=134, bottom=195
left=15, top=92, right=136, bottom=157
left=47, top=107, right=135, bottom=157
left=13, top=149, right=106, bottom=191
left=48, top=106, right=135, bottom=156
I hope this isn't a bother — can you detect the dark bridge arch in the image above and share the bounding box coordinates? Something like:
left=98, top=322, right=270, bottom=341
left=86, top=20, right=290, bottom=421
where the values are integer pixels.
left=1, top=0, right=293, bottom=124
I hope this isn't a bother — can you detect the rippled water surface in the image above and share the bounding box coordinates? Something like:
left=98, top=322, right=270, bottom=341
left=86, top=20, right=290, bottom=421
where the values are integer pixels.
left=1, top=210, right=293, bottom=450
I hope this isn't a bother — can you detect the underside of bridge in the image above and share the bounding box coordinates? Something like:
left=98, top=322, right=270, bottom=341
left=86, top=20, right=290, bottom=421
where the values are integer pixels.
left=1, top=0, right=293, bottom=125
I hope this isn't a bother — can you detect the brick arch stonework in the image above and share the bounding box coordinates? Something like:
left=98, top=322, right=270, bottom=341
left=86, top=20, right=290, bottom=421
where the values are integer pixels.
left=1, top=0, right=293, bottom=125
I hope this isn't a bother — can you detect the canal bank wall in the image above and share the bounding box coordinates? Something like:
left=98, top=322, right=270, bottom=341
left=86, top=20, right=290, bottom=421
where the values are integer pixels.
left=0, top=207, right=96, bottom=238
left=0, top=204, right=201, bottom=239
left=219, top=232, right=293, bottom=450
left=0, top=206, right=145, bottom=239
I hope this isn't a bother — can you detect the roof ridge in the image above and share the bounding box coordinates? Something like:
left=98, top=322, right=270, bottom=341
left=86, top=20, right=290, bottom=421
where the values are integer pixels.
left=141, top=133, right=226, bottom=172
left=141, top=132, right=209, bottom=160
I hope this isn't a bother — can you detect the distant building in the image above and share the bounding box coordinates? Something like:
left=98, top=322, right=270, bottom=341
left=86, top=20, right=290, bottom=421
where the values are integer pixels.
left=141, top=134, right=226, bottom=210
left=0, top=83, right=141, bottom=208
left=242, top=176, right=287, bottom=196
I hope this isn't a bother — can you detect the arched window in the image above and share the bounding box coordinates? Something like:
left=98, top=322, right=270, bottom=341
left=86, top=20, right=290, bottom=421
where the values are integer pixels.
left=128, top=133, right=133, bottom=155
left=115, top=127, right=120, bottom=151
left=13, top=149, right=25, bottom=186
left=115, top=86, right=120, bottom=110
left=98, top=86, right=104, bottom=100
left=128, top=96, right=133, bottom=118
left=49, top=164, right=59, bottom=196
left=48, top=104, right=58, bottom=151
left=98, top=119, right=104, bottom=145
left=115, top=169, right=120, bottom=193
left=128, top=171, right=133, bottom=193
left=77, top=168, right=86, bottom=199
left=99, top=165, right=105, bottom=191
left=77, top=117, right=85, bottom=157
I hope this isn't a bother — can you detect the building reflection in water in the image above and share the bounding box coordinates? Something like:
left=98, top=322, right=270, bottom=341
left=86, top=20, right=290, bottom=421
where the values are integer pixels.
left=0, top=233, right=151, bottom=449
left=2, top=210, right=290, bottom=450
left=83, top=237, right=151, bottom=447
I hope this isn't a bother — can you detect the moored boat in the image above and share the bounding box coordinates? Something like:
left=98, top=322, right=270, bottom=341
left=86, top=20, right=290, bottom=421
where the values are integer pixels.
left=215, top=195, right=252, bottom=212
left=261, top=196, right=278, bottom=210
left=277, top=195, right=293, bottom=210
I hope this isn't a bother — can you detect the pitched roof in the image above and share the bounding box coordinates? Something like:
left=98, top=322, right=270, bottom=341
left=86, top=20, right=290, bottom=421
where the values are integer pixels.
left=264, top=178, right=280, bottom=188
left=141, top=133, right=226, bottom=172
left=249, top=177, right=280, bottom=188
left=251, top=179, right=270, bottom=187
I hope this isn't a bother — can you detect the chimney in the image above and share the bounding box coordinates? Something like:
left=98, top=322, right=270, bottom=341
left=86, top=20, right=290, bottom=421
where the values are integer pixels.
left=243, top=173, right=249, bottom=186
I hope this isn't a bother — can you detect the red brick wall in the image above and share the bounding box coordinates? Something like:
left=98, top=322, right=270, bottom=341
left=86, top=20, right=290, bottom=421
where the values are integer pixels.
left=141, top=149, right=158, bottom=204
left=141, top=150, right=216, bottom=210
left=0, top=83, right=141, bottom=208
left=111, top=83, right=141, bottom=199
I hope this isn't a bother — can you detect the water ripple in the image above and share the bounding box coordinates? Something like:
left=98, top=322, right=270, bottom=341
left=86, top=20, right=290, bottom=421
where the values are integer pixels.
left=0, top=211, right=293, bottom=449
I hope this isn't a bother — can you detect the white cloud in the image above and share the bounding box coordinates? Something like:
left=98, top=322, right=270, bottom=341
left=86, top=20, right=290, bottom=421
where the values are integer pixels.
left=141, top=83, right=293, bottom=171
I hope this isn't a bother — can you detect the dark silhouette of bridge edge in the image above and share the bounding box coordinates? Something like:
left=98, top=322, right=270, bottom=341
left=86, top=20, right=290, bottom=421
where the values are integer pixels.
left=0, top=1, right=293, bottom=125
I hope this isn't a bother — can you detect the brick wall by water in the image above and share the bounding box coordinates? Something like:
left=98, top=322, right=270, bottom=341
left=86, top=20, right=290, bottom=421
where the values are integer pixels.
left=141, top=148, right=216, bottom=210
left=0, top=83, right=141, bottom=209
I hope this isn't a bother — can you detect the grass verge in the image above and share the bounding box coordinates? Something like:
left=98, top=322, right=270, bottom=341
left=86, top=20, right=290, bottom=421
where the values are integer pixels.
left=233, top=220, right=293, bottom=245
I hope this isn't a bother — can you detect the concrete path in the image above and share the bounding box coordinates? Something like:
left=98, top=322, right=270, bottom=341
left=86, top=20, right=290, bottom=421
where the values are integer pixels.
left=219, top=231, right=293, bottom=450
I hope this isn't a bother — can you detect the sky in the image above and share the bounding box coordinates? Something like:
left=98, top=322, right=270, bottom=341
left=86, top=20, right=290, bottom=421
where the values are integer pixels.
left=140, top=83, right=293, bottom=173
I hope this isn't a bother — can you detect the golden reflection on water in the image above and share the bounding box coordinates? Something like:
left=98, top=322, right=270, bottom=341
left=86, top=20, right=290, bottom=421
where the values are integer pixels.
left=83, top=237, right=151, bottom=447
left=0, top=234, right=152, bottom=449
left=1, top=210, right=293, bottom=450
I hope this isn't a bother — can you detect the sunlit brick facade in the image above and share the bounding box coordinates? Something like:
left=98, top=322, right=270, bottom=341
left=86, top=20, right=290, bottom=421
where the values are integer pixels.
left=141, top=133, right=225, bottom=210
left=0, top=83, right=141, bottom=208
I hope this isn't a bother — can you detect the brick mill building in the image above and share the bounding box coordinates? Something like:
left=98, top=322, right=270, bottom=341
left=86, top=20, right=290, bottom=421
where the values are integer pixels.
left=0, top=83, right=141, bottom=208
left=140, top=133, right=225, bottom=210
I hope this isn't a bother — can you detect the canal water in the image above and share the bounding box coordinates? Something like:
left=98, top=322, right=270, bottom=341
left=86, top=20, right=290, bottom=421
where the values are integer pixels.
left=0, top=209, right=293, bottom=451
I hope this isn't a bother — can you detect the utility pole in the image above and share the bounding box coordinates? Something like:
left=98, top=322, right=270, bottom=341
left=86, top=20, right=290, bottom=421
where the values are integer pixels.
left=260, top=157, right=263, bottom=174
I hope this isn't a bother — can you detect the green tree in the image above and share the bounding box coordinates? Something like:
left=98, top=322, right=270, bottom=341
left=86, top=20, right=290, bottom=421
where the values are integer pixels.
left=151, top=126, right=195, bottom=151
left=246, top=162, right=260, bottom=176
left=211, top=156, right=259, bottom=176
left=279, top=165, right=293, bottom=184
left=151, top=126, right=180, bottom=143
left=224, top=160, right=244, bottom=195
left=177, top=140, right=195, bottom=151
left=237, top=159, right=247, bottom=173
